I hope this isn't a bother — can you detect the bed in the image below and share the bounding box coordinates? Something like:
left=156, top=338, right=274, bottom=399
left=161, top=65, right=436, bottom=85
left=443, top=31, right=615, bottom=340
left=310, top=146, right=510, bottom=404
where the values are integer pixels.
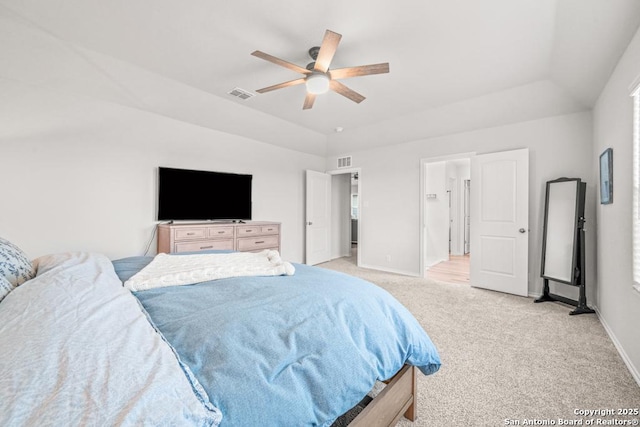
left=0, top=247, right=440, bottom=427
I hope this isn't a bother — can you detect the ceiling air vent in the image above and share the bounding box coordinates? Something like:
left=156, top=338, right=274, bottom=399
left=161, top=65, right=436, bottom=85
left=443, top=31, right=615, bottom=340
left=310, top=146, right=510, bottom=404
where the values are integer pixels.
left=228, top=87, right=255, bottom=100
left=337, top=156, right=352, bottom=169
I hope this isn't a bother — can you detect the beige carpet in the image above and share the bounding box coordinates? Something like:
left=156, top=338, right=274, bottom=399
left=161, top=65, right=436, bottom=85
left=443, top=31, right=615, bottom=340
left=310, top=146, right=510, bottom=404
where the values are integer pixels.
left=319, top=256, right=640, bottom=427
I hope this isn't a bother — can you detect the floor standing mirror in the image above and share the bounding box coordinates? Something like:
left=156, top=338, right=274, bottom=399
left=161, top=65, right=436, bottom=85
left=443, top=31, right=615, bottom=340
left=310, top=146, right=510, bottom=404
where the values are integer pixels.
left=535, top=177, right=594, bottom=315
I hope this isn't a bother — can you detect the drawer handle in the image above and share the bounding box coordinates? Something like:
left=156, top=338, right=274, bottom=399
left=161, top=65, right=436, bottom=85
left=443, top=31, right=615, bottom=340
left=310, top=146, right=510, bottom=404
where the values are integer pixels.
left=217, top=231, right=225, bottom=234
left=245, top=230, right=253, bottom=233
left=254, top=241, right=265, bottom=244
left=187, top=232, right=196, bottom=236
left=200, top=245, right=214, bottom=249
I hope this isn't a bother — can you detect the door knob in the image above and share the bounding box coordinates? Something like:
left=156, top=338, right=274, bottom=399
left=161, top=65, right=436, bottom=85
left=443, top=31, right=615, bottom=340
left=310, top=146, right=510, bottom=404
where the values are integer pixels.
left=519, top=228, right=526, bottom=233
left=307, top=222, right=313, bottom=226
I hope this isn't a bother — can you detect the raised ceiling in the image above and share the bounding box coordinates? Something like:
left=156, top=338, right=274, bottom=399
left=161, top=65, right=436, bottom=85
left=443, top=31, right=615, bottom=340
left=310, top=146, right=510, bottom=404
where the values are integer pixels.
left=1, top=0, right=639, bottom=155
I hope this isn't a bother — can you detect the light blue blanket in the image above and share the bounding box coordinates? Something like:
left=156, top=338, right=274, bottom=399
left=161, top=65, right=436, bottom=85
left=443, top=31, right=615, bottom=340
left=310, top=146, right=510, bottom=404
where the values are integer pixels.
left=114, top=256, right=441, bottom=427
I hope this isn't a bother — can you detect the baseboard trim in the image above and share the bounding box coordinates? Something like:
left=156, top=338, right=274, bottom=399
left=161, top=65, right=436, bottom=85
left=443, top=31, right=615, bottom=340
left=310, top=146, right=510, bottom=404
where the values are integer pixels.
left=594, top=306, right=640, bottom=387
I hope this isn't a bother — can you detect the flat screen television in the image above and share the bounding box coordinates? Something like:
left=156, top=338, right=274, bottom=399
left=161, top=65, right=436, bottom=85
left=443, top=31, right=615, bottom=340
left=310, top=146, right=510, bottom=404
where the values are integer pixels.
left=157, top=167, right=252, bottom=221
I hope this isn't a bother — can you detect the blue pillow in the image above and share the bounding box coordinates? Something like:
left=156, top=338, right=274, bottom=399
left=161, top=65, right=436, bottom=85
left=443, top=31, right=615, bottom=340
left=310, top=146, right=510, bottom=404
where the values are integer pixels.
left=0, top=238, right=35, bottom=288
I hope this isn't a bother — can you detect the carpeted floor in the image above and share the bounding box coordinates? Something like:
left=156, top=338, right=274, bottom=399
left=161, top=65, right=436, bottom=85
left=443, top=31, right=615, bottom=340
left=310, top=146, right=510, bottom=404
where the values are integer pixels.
left=319, top=256, right=640, bottom=426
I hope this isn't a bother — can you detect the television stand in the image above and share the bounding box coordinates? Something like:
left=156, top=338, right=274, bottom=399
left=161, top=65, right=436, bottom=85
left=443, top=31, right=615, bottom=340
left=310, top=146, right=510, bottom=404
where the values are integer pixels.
left=157, top=221, right=280, bottom=254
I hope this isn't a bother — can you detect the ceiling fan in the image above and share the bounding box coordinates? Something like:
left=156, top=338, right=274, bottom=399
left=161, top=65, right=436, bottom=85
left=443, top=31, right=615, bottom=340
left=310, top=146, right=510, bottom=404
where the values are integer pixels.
left=251, top=29, right=390, bottom=110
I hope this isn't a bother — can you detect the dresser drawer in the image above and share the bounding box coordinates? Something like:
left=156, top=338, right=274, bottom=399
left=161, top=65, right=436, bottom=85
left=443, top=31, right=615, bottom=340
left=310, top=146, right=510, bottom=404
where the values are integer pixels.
left=236, top=235, right=279, bottom=252
left=236, top=226, right=260, bottom=236
left=174, top=239, right=234, bottom=253
left=174, top=228, right=207, bottom=241
left=260, top=224, right=279, bottom=235
left=208, top=226, right=234, bottom=238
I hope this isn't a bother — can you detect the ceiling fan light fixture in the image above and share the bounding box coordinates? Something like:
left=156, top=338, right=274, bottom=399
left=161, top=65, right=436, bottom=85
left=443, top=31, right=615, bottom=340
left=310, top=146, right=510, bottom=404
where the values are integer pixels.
left=305, top=73, right=330, bottom=94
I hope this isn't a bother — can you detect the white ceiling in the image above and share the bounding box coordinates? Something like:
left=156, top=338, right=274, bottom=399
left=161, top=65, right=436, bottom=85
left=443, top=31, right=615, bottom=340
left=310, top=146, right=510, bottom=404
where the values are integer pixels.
left=1, top=0, right=639, bottom=156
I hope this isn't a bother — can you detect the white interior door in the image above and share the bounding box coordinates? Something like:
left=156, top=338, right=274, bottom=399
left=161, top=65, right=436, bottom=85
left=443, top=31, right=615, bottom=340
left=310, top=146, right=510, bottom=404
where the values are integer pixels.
left=306, top=170, right=332, bottom=265
left=470, top=149, right=529, bottom=296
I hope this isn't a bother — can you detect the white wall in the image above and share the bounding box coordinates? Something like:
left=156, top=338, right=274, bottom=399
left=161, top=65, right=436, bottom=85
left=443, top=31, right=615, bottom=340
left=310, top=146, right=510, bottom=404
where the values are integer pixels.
left=455, top=163, right=471, bottom=255
left=425, top=162, right=449, bottom=267
left=445, top=161, right=471, bottom=257
left=593, top=25, right=640, bottom=383
left=0, top=10, right=327, bottom=263
left=327, top=111, right=596, bottom=295
left=0, top=88, right=325, bottom=262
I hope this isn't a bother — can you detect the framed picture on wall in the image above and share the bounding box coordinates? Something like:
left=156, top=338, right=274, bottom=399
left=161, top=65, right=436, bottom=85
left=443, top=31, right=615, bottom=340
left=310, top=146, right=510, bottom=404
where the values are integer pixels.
left=599, top=148, right=613, bottom=204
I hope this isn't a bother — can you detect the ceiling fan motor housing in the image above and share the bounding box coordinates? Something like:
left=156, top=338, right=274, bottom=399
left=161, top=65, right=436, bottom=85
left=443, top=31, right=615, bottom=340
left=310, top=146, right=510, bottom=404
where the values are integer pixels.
left=308, top=46, right=320, bottom=60
left=306, top=46, right=320, bottom=70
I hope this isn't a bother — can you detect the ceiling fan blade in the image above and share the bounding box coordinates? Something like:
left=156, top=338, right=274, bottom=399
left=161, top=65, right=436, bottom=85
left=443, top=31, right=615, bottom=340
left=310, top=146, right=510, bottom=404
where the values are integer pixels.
left=330, top=80, right=365, bottom=104
left=256, top=78, right=306, bottom=94
left=314, top=30, right=342, bottom=73
left=303, top=93, right=316, bottom=110
left=329, top=63, right=390, bottom=80
left=251, top=50, right=310, bottom=75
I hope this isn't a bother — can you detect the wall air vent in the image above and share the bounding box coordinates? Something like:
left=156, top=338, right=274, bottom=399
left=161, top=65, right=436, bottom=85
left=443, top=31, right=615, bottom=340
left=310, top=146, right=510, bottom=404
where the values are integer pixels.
left=337, top=156, right=352, bottom=168
left=227, top=87, right=255, bottom=100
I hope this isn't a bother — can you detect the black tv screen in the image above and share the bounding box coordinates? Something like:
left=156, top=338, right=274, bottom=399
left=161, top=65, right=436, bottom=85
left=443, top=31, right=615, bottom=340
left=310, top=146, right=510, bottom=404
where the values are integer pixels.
left=157, top=167, right=252, bottom=221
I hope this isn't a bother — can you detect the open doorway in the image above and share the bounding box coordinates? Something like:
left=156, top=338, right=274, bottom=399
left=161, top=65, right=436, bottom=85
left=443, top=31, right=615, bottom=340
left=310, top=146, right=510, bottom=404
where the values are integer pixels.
left=305, top=168, right=361, bottom=266
left=422, top=157, right=471, bottom=284
left=329, top=169, right=361, bottom=267
left=350, top=173, right=359, bottom=262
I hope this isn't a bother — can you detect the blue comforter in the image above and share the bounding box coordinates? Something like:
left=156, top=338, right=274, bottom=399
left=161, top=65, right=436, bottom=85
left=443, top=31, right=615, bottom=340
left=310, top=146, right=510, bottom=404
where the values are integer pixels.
left=114, top=256, right=441, bottom=427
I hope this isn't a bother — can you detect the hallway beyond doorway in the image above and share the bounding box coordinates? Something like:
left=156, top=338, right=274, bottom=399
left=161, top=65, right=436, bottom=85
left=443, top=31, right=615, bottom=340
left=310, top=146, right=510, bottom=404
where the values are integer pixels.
left=426, top=255, right=470, bottom=285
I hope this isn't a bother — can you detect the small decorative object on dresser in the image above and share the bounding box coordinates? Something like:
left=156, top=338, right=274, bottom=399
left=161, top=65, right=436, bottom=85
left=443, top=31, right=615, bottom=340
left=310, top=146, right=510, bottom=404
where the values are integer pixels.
left=157, top=221, right=280, bottom=254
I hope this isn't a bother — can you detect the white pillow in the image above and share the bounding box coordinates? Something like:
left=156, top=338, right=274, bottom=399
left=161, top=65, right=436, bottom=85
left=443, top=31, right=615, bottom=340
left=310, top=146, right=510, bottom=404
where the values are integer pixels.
left=0, top=237, right=35, bottom=288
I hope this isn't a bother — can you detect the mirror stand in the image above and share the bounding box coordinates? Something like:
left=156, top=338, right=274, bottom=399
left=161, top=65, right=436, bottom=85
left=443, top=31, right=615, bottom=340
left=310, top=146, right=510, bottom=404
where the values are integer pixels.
left=535, top=214, right=594, bottom=315
left=534, top=178, right=595, bottom=315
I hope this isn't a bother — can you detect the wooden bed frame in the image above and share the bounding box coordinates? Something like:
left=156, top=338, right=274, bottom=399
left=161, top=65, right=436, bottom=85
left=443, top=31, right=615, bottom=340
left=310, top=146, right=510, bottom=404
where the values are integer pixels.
left=349, top=364, right=417, bottom=427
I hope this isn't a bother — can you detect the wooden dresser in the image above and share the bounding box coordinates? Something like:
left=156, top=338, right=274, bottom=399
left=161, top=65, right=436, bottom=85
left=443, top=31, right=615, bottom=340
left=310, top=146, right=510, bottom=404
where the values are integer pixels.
left=157, top=221, right=281, bottom=254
